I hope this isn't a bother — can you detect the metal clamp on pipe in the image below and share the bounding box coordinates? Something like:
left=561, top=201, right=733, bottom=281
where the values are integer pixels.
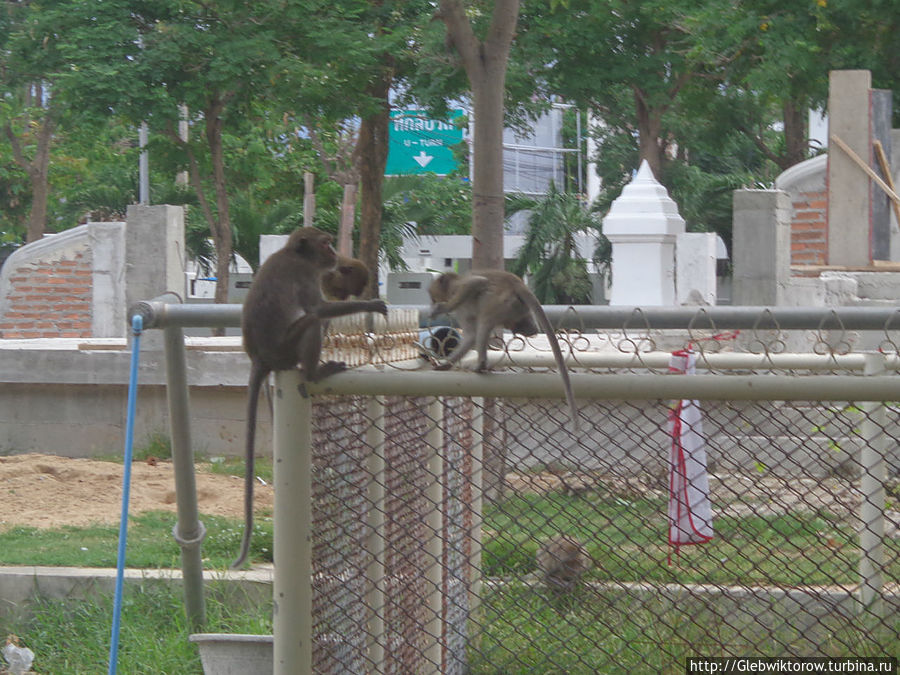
left=128, top=293, right=244, bottom=330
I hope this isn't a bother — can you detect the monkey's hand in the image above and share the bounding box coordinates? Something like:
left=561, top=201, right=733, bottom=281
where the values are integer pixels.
left=367, top=299, right=388, bottom=316
left=308, top=360, right=347, bottom=382
left=431, top=302, right=448, bottom=318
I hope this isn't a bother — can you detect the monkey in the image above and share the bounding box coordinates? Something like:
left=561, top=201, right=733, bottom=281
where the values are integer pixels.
left=321, top=255, right=369, bottom=301
left=536, top=534, right=593, bottom=594
left=233, top=227, right=387, bottom=568
left=428, top=270, right=580, bottom=430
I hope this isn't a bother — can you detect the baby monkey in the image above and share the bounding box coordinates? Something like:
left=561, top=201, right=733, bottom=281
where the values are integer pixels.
left=428, top=270, right=580, bottom=429
left=536, top=534, right=593, bottom=594
left=321, top=255, right=369, bottom=301
left=234, top=227, right=387, bottom=568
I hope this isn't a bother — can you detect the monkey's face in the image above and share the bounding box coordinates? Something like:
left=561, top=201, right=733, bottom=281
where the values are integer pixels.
left=287, top=227, right=337, bottom=268
left=510, top=315, right=538, bottom=337
left=428, top=273, right=458, bottom=304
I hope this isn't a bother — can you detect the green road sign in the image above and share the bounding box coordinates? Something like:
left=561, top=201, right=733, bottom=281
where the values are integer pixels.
left=385, top=109, right=465, bottom=176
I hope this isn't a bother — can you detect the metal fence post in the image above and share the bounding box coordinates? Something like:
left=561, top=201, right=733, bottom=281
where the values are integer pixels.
left=163, top=325, right=206, bottom=632
left=273, top=369, right=313, bottom=675
left=859, top=353, right=887, bottom=619
left=425, top=398, right=445, bottom=674
left=468, top=398, right=485, bottom=638
left=366, top=397, right=386, bottom=675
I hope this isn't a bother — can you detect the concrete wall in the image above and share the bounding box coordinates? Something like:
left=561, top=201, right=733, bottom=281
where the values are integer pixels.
left=0, top=223, right=126, bottom=339
left=0, top=344, right=266, bottom=457
left=774, top=155, right=828, bottom=266
left=732, top=190, right=792, bottom=305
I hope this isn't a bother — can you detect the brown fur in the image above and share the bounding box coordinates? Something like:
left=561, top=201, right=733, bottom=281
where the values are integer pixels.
left=536, top=535, right=593, bottom=593
left=428, top=270, right=580, bottom=429
left=321, top=256, right=369, bottom=300
left=234, top=227, right=387, bottom=568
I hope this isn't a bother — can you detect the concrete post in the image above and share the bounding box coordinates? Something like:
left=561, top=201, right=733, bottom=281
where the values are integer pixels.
left=732, top=190, right=792, bottom=305
left=125, top=205, right=186, bottom=348
left=602, top=160, right=685, bottom=305
left=827, top=70, right=872, bottom=266
left=676, top=232, right=717, bottom=305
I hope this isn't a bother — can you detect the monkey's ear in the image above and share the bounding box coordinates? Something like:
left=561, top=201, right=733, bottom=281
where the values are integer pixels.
left=292, top=234, right=311, bottom=254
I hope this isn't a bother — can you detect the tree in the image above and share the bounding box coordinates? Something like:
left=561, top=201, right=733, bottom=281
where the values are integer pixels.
left=127, top=0, right=284, bottom=304
left=0, top=0, right=134, bottom=241
left=507, top=182, right=606, bottom=304
left=438, top=0, right=520, bottom=271
left=519, top=0, right=710, bottom=180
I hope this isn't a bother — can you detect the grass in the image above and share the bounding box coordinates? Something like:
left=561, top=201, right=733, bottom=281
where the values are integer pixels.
left=2, top=486, right=898, bottom=672
left=2, top=582, right=272, bottom=674
left=466, top=586, right=900, bottom=674
left=0, top=511, right=273, bottom=568
left=482, top=492, right=900, bottom=587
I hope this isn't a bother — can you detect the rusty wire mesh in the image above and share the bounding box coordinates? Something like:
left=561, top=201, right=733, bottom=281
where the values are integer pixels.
left=302, top=319, right=900, bottom=674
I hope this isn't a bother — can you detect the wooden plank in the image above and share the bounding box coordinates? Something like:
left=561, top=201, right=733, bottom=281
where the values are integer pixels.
left=831, top=134, right=900, bottom=207
left=873, top=140, right=900, bottom=227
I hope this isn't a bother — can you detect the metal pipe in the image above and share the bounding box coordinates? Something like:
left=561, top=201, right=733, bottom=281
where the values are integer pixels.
left=424, top=398, right=444, bottom=674
left=536, top=305, right=900, bottom=331
left=305, top=369, right=900, bottom=403
left=129, top=300, right=900, bottom=332
left=467, top=398, right=485, bottom=646
left=273, top=369, right=313, bottom=674
left=130, top=300, right=243, bottom=329
left=163, top=324, right=206, bottom=632
left=461, top=350, right=900, bottom=373
left=365, top=398, right=386, bottom=675
left=859, top=354, right=887, bottom=618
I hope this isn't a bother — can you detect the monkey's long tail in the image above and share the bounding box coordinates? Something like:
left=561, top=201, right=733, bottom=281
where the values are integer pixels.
left=231, top=365, right=267, bottom=569
left=525, top=292, right=581, bottom=432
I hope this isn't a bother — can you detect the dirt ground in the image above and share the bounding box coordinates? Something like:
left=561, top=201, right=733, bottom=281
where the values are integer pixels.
left=0, top=453, right=273, bottom=532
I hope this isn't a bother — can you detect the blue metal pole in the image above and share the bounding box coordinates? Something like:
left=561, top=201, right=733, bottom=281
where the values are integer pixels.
left=107, top=314, right=143, bottom=675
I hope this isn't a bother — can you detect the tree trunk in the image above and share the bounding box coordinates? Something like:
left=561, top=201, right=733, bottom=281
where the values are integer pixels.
left=633, top=88, right=663, bottom=179
left=5, top=108, right=55, bottom=243
left=205, top=97, right=234, bottom=307
left=357, top=71, right=392, bottom=299
left=337, top=182, right=357, bottom=257
left=439, top=0, right=519, bottom=271
left=469, top=73, right=507, bottom=271
left=782, top=98, right=808, bottom=170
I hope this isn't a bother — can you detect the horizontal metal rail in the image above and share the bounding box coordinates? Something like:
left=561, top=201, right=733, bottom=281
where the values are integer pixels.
left=469, top=351, right=900, bottom=372
left=305, top=368, right=900, bottom=402
left=131, top=299, right=900, bottom=332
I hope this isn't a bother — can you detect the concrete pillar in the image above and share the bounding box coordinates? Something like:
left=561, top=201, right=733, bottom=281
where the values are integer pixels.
left=125, top=204, right=186, bottom=346
left=602, top=160, right=685, bottom=306
left=676, top=232, right=717, bottom=305
left=88, top=222, right=127, bottom=338
left=732, top=190, right=791, bottom=306
left=827, top=70, right=872, bottom=266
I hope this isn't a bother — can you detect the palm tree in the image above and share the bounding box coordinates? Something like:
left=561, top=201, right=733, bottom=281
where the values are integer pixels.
left=507, top=182, right=608, bottom=304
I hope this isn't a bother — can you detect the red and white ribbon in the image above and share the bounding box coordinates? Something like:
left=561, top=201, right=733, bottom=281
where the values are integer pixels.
left=668, top=350, right=714, bottom=557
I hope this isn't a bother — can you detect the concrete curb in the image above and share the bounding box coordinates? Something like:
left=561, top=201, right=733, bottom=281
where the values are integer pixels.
left=0, top=565, right=273, bottom=622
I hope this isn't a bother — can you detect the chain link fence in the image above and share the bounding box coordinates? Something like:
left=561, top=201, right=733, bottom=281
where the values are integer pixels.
left=292, top=313, right=900, bottom=674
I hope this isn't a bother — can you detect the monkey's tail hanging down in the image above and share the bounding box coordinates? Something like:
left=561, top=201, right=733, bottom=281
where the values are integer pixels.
left=231, top=363, right=268, bottom=569
left=520, top=289, right=580, bottom=432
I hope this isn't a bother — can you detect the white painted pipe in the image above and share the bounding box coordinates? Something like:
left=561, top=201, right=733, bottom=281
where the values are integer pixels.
left=459, top=350, right=900, bottom=372
left=273, top=370, right=312, bottom=675
left=424, top=398, right=445, bottom=674
left=305, top=369, right=900, bottom=403
left=365, top=398, right=386, bottom=675
left=859, top=354, right=887, bottom=619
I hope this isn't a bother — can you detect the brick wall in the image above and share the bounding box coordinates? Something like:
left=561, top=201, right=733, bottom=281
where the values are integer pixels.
left=0, top=249, right=93, bottom=339
left=790, top=190, right=828, bottom=266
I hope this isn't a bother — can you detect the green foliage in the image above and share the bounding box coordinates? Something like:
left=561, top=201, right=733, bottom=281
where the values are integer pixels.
left=507, top=183, right=605, bottom=304
left=0, top=510, right=273, bottom=568
left=7, top=583, right=271, bottom=675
